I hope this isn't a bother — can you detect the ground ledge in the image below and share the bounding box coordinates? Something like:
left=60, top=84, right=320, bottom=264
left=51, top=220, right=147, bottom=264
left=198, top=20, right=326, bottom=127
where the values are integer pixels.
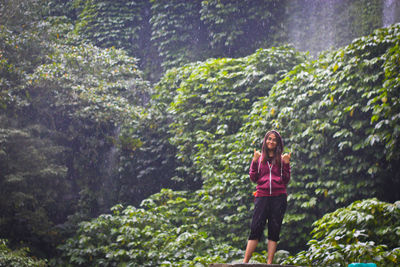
left=209, top=264, right=304, bottom=267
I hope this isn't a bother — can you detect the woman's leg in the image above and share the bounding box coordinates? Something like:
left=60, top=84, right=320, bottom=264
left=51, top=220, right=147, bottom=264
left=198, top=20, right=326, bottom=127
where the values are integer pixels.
left=243, top=239, right=258, bottom=263
left=243, top=197, right=269, bottom=263
left=266, top=195, right=287, bottom=264
left=267, top=239, right=278, bottom=264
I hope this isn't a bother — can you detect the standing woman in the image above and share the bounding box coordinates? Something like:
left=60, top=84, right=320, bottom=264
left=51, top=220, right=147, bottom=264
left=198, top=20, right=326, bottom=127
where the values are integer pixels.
left=243, top=130, right=291, bottom=264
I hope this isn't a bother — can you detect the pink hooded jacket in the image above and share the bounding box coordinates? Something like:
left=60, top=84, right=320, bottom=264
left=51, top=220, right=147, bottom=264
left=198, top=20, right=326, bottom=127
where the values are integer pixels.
left=249, top=130, right=290, bottom=197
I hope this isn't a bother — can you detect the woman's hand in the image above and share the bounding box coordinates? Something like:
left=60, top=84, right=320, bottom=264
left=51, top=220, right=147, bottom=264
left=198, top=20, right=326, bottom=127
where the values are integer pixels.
left=282, top=152, right=291, bottom=164
left=253, top=149, right=261, bottom=161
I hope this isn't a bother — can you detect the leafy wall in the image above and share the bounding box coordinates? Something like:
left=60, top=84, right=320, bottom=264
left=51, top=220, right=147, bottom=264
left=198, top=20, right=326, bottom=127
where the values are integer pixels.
left=59, top=23, right=400, bottom=266
left=1, top=0, right=400, bottom=265
left=66, top=0, right=395, bottom=80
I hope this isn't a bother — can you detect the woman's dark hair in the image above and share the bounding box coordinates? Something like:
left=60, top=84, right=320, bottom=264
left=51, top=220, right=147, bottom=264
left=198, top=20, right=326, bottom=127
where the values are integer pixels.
left=261, top=130, right=283, bottom=166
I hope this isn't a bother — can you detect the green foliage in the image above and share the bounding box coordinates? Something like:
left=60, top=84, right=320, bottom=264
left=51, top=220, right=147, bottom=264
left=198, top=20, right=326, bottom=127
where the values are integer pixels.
left=236, top=23, right=400, bottom=251
left=284, top=198, right=400, bottom=267
left=0, top=18, right=72, bottom=257
left=154, top=46, right=305, bottom=186
left=150, top=0, right=207, bottom=71
left=334, top=0, right=393, bottom=48
left=22, top=22, right=151, bottom=218
left=115, top=103, right=181, bottom=205
left=68, top=0, right=395, bottom=79
left=150, top=23, right=400, bottom=256
left=149, top=0, right=287, bottom=71
left=58, top=194, right=242, bottom=266
left=74, top=0, right=144, bottom=53
left=200, top=0, right=285, bottom=56
left=0, top=239, right=47, bottom=267
left=0, top=18, right=159, bottom=257
left=72, top=0, right=160, bottom=80
left=55, top=0, right=398, bottom=81
left=0, top=121, right=68, bottom=256
left=0, top=0, right=45, bottom=32
left=2, top=1, right=400, bottom=265
left=46, top=0, right=77, bottom=20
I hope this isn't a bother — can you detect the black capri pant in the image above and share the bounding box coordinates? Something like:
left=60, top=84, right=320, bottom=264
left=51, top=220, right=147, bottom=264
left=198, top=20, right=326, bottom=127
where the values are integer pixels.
left=248, top=194, right=287, bottom=242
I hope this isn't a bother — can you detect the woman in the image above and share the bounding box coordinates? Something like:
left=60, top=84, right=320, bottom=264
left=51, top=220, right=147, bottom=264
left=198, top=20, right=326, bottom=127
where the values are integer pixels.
left=243, top=130, right=291, bottom=264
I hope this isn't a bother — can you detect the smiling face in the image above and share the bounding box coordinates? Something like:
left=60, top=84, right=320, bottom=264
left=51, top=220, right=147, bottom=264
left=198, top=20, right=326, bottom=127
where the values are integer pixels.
left=265, top=132, right=278, bottom=152
left=261, top=130, right=283, bottom=164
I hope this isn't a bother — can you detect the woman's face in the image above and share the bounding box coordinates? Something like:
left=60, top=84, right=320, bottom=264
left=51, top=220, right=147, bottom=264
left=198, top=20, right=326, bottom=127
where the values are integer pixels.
left=265, top=133, right=278, bottom=151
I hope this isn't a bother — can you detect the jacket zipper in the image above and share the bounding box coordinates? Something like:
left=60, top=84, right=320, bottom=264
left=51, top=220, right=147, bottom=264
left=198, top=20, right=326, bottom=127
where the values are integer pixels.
left=267, top=161, right=272, bottom=195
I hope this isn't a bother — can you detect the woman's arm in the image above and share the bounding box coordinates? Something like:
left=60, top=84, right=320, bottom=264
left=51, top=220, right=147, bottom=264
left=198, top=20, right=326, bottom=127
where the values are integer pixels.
left=249, top=159, right=260, bottom=182
left=249, top=149, right=261, bottom=182
left=281, top=152, right=291, bottom=184
left=281, top=162, right=291, bottom=184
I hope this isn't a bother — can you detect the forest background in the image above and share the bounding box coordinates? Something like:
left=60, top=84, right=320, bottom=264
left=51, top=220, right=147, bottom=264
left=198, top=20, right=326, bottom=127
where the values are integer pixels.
left=1, top=0, right=400, bottom=266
